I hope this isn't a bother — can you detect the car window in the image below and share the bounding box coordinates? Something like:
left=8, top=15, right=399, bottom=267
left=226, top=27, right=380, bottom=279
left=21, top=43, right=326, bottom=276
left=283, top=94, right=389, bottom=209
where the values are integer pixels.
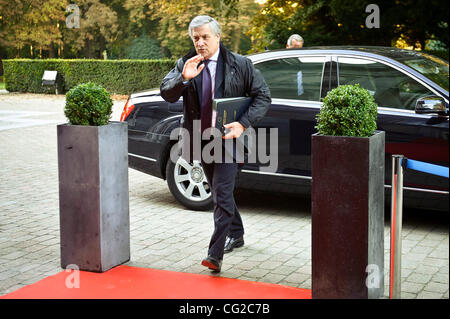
left=254, top=56, right=326, bottom=101
left=394, top=53, right=449, bottom=91
left=337, top=57, right=435, bottom=110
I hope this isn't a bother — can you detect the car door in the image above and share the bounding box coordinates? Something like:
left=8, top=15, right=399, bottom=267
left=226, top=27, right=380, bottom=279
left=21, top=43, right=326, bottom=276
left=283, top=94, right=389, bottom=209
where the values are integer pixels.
left=236, top=55, right=328, bottom=194
left=128, top=95, right=181, bottom=177
left=335, top=55, right=449, bottom=210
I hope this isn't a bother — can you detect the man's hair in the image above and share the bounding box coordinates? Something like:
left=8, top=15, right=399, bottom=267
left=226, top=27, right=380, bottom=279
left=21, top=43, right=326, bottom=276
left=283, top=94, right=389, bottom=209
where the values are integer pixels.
left=287, top=34, right=304, bottom=46
left=188, top=15, right=221, bottom=39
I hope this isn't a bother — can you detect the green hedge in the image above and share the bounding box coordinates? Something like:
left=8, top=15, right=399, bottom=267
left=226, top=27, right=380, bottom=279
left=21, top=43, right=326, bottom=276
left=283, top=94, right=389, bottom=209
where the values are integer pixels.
left=3, top=51, right=446, bottom=95
left=2, top=59, right=177, bottom=95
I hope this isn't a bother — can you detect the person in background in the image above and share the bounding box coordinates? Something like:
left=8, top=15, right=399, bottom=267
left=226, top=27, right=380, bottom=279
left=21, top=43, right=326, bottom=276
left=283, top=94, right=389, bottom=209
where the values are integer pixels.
left=286, top=34, right=304, bottom=48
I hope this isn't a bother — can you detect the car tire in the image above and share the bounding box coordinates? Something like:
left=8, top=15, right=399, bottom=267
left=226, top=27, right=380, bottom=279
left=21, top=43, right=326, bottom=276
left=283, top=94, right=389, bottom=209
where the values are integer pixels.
left=166, top=156, right=213, bottom=211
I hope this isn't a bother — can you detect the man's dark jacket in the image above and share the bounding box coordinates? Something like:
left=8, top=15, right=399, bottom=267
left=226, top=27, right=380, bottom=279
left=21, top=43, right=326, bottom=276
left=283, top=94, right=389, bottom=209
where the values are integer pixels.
left=160, top=44, right=271, bottom=161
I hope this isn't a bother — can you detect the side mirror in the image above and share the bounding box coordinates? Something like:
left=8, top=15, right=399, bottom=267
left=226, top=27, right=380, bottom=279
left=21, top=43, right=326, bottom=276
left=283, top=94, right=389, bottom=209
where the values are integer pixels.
left=415, top=96, right=449, bottom=116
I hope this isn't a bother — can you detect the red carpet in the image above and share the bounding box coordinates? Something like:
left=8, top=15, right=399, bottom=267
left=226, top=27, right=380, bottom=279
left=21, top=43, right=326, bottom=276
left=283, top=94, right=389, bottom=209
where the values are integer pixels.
left=1, top=265, right=311, bottom=299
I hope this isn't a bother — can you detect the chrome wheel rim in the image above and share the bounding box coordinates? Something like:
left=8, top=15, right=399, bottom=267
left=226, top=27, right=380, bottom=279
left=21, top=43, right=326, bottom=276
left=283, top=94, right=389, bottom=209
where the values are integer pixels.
left=174, top=157, right=211, bottom=202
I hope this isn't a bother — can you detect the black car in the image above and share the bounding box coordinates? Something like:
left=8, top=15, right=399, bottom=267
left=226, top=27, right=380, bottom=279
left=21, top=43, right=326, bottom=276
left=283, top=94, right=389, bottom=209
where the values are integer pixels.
left=120, top=46, right=449, bottom=212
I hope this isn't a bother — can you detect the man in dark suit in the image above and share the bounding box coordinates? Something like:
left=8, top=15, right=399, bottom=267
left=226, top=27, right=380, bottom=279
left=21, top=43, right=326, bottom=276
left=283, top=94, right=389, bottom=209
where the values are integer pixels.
left=160, top=15, right=271, bottom=272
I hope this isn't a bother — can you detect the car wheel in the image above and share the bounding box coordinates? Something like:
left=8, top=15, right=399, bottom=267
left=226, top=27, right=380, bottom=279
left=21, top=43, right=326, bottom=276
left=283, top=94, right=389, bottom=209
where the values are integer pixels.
left=166, top=156, right=213, bottom=211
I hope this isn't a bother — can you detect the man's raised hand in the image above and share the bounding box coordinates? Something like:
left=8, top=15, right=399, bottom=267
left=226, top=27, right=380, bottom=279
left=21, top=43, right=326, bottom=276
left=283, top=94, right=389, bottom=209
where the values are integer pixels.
left=182, top=55, right=205, bottom=81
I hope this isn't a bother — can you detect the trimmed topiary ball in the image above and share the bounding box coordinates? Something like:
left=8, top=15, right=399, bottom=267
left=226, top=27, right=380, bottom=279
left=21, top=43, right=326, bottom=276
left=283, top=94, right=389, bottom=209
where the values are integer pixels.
left=64, top=82, right=113, bottom=126
left=315, top=84, right=378, bottom=137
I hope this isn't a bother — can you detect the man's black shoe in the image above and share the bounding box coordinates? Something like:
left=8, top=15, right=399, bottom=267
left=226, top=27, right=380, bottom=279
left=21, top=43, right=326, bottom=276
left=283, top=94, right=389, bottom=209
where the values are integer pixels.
left=201, top=255, right=222, bottom=272
left=224, top=236, right=244, bottom=254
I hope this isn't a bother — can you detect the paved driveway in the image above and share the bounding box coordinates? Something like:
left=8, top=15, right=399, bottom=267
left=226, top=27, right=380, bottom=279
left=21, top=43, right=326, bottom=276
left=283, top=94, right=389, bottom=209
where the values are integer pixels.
left=0, top=93, right=448, bottom=299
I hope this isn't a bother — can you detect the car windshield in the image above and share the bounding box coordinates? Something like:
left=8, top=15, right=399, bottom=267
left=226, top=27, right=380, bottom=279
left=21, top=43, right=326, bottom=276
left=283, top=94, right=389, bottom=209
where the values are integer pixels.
left=399, top=53, right=449, bottom=92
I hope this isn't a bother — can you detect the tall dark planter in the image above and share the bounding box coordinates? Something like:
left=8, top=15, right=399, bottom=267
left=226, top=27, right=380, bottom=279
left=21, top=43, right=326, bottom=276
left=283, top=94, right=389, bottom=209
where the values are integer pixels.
left=57, top=121, right=130, bottom=272
left=311, top=131, right=385, bottom=299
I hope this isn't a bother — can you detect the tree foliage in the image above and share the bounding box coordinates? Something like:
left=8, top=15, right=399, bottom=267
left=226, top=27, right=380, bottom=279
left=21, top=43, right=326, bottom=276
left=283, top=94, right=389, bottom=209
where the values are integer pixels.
left=62, top=0, right=120, bottom=58
left=248, top=0, right=449, bottom=51
left=0, top=0, right=67, bottom=57
left=125, top=34, right=163, bottom=59
left=0, top=0, right=447, bottom=60
left=126, top=0, right=258, bottom=57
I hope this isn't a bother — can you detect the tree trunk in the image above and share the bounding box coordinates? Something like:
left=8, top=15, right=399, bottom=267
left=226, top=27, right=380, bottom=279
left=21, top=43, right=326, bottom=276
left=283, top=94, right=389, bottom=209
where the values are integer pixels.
left=86, top=39, right=94, bottom=58
left=99, top=37, right=106, bottom=59
left=48, top=45, right=56, bottom=58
